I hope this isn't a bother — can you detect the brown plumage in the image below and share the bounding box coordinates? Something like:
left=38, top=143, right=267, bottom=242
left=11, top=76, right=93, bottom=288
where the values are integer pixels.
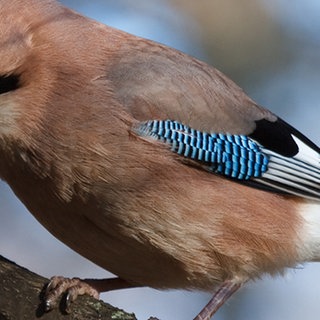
left=0, top=1, right=319, bottom=319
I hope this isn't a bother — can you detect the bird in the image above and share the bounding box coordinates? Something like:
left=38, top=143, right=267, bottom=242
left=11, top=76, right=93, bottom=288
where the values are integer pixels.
left=0, top=0, right=319, bottom=319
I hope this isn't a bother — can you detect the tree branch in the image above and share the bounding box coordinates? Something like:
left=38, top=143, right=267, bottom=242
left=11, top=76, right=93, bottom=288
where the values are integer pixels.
left=0, top=255, right=137, bottom=320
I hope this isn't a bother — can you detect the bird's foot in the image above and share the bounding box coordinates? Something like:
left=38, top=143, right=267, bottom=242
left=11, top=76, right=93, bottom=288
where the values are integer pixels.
left=44, top=276, right=100, bottom=313
left=44, top=276, right=139, bottom=313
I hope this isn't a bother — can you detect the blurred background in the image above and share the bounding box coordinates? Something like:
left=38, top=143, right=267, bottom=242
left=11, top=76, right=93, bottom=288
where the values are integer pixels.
left=1, top=0, right=320, bottom=319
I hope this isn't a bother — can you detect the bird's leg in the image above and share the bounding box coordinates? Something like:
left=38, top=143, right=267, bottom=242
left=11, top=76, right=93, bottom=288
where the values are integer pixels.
left=194, top=280, right=243, bottom=320
left=44, top=276, right=141, bottom=312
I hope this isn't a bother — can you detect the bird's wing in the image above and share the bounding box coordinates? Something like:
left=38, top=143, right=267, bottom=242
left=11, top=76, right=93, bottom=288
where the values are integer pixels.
left=134, top=119, right=320, bottom=201
left=108, top=38, right=320, bottom=200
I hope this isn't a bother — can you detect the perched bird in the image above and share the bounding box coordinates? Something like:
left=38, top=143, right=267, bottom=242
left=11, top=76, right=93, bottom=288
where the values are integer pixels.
left=0, top=0, right=319, bottom=319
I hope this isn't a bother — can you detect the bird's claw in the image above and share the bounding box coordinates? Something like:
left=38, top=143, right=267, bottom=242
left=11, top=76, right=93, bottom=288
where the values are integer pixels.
left=44, top=276, right=100, bottom=313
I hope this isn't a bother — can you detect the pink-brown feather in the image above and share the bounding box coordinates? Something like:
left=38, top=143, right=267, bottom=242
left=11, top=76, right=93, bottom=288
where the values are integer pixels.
left=0, top=0, right=310, bottom=295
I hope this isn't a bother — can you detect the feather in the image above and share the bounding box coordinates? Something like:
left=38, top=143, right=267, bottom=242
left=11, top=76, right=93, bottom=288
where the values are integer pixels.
left=136, top=119, right=320, bottom=201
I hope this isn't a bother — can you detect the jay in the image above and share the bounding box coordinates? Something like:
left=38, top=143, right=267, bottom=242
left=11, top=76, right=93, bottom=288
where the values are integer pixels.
left=0, top=0, right=319, bottom=319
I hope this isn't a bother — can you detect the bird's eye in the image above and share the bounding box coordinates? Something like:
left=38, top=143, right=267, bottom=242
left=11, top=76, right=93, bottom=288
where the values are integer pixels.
left=0, top=74, right=20, bottom=94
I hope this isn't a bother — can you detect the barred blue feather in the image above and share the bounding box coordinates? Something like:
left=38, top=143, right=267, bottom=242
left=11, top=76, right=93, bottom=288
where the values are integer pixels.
left=138, top=120, right=269, bottom=180
left=135, top=119, right=320, bottom=200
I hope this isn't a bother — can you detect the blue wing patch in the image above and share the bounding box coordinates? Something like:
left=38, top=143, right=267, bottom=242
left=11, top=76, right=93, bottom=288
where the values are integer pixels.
left=137, top=120, right=269, bottom=180
left=135, top=119, right=320, bottom=201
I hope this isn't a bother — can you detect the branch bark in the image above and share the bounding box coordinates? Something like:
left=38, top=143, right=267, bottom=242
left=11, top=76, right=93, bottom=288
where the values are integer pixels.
left=0, top=255, right=137, bottom=320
